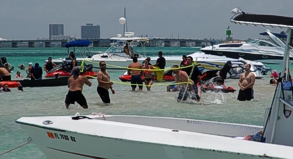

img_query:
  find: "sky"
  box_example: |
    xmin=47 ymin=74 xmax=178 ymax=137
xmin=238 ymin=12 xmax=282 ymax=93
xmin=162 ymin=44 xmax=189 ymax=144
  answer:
xmin=0 ymin=0 xmax=292 ymax=40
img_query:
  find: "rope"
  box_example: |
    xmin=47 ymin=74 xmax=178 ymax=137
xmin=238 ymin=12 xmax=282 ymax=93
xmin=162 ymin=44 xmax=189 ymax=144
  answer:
xmin=113 ymin=80 xmax=192 ymax=87
xmin=83 ymin=59 xmax=195 ymax=71
xmin=0 ymin=137 xmax=32 ymax=157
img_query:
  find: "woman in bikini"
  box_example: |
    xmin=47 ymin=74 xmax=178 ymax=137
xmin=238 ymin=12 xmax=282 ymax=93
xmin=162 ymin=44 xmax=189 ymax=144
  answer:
xmin=143 ymin=59 xmax=154 ymax=91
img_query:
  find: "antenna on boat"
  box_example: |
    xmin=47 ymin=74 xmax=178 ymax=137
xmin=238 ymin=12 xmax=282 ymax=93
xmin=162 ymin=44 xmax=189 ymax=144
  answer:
xmin=124 ymin=7 xmax=128 ymax=33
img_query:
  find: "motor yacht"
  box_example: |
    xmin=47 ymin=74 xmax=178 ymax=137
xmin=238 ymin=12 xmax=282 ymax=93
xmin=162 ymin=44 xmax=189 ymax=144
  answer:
xmin=200 ymin=30 xmax=293 ymax=64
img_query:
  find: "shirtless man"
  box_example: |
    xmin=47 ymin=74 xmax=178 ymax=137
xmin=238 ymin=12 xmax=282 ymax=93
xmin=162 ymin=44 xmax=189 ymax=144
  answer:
xmin=173 ymin=65 xmax=193 ymax=101
xmin=0 ymin=67 xmax=11 ymax=81
xmin=128 ymin=57 xmax=143 ymax=91
xmin=97 ymin=61 xmax=115 ymax=104
xmin=237 ymin=64 xmax=255 ymax=101
xmin=65 ymin=67 xmax=92 ymax=109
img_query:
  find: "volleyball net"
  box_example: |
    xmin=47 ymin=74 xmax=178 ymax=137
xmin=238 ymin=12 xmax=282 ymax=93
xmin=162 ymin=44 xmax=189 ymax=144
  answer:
xmin=81 ymin=59 xmax=199 ymax=87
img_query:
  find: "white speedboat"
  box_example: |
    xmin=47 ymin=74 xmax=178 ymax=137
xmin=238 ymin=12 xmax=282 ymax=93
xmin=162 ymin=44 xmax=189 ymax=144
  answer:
xmin=85 ymin=33 xmax=149 ymax=68
xmin=16 ymin=9 xmax=293 ymax=159
xmin=200 ymin=30 xmax=293 ymax=64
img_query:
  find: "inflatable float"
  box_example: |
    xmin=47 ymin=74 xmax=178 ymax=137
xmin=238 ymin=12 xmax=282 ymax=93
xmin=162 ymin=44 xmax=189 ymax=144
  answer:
xmin=0 ymin=81 xmax=21 ymax=88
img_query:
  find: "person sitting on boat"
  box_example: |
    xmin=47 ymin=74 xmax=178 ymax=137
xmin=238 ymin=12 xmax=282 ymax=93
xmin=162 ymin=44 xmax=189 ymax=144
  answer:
xmin=15 ymin=71 xmax=23 ymax=78
xmin=143 ymin=59 xmax=154 ymax=91
xmin=220 ymin=60 xmax=232 ymax=82
xmin=0 ymin=67 xmax=11 ymax=81
xmin=30 ymin=63 xmax=43 ymax=80
xmin=124 ymin=42 xmax=130 ymax=55
xmin=26 ymin=62 xmax=33 ymax=78
xmin=44 ymin=57 xmax=57 ymax=73
xmin=1 ymin=84 xmax=11 ymax=92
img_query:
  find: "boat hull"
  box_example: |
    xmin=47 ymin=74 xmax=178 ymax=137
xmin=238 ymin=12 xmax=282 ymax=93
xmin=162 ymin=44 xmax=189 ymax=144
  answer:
xmin=16 ymin=77 xmax=69 ymax=87
xmin=17 ymin=115 xmax=292 ymax=159
xmin=201 ymin=50 xmax=293 ymax=64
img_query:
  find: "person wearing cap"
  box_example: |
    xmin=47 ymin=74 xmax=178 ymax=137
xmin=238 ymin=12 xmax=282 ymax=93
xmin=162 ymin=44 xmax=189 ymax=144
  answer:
xmin=30 ymin=63 xmax=43 ymax=80
xmin=220 ymin=60 xmax=232 ymax=81
xmin=26 ymin=62 xmax=33 ymax=78
xmin=65 ymin=66 xmax=92 ymax=109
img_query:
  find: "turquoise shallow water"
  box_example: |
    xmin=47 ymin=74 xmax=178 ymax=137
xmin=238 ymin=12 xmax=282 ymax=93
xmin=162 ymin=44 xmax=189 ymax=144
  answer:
xmin=0 ymin=47 xmax=283 ymax=159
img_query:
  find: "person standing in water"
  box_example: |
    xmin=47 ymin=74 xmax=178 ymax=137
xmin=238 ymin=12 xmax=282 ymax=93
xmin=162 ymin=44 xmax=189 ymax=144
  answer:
xmin=128 ymin=57 xmax=143 ymax=91
xmin=143 ymin=59 xmax=154 ymax=91
xmin=237 ymin=64 xmax=256 ymax=101
xmin=97 ymin=61 xmax=115 ymax=104
xmin=65 ymin=67 xmax=92 ymax=109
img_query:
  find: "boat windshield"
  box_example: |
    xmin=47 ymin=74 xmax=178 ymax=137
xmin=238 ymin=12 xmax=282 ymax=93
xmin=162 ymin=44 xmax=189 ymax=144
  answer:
xmin=247 ymin=39 xmax=277 ymax=47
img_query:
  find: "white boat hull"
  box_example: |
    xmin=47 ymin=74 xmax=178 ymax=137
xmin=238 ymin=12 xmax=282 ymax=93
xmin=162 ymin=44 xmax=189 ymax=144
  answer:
xmin=16 ymin=115 xmax=293 ymax=159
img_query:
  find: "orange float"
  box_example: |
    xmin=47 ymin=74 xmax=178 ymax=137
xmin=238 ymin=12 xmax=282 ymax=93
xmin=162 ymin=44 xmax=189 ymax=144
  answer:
xmin=0 ymin=81 xmax=21 ymax=88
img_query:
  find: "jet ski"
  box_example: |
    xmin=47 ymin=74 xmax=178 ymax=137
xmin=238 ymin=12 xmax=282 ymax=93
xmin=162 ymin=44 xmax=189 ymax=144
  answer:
xmin=45 ymin=62 xmax=97 ymax=79
xmin=201 ymin=76 xmax=236 ymax=93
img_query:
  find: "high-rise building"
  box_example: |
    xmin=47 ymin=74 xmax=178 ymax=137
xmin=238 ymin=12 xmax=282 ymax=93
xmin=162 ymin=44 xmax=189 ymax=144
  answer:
xmin=49 ymin=24 xmax=64 ymax=39
xmin=81 ymin=23 xmax=100 ymax=39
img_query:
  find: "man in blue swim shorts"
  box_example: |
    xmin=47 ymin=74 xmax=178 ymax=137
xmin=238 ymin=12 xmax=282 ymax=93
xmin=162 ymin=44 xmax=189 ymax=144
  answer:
xmin=128 ymin=57 xmax=143 ymax=91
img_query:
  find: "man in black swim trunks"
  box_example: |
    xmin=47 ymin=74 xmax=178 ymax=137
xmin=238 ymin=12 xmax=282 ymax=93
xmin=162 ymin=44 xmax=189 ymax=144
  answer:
xmin=237 ymin=64 xmax=255 ymax=101
xmin=65 ymin=67 xmax=92 ymax=109
xmin=97 ymin=61 xmax=115 ymax=103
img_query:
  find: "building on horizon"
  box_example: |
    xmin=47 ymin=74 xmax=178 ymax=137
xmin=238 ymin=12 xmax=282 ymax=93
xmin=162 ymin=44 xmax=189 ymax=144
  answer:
xmin=49 ymin=24 xmax=64 ymax=39
xmin=81 ymin=23 xmax=100 ymax=39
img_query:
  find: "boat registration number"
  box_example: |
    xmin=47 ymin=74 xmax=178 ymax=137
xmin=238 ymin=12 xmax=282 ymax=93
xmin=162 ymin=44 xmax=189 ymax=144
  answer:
xmin=47 ymin=132 xmax=76 ymax=142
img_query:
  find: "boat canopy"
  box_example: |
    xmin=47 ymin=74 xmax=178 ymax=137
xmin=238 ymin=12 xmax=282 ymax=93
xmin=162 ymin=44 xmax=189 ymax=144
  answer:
xmin=65 ymin=40 xmax=91 ymax=48
xmin=259 ymin=32 xmax=293 ymax=39
xmin=110 ymin=37 xmax=149 ymax=42
xmin=230 ymin=8 xmax=293 ymax=29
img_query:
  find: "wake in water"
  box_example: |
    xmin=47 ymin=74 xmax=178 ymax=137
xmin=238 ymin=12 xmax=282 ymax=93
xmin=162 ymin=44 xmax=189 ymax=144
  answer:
xmin=203 ymin=91 xmax=226 ymax=104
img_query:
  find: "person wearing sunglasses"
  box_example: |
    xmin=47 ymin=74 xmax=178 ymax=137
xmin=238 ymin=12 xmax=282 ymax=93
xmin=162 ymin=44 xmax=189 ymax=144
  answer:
xmin=97 ymin=61 xmax=115 ymax=104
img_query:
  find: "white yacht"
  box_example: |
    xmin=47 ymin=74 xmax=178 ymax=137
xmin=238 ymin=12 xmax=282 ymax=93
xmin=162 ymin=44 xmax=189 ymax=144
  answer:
xmin=200 ymin=30 xmax=293 ymax=64
xmin=16 ymin=9 xmax=293 ymax=159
